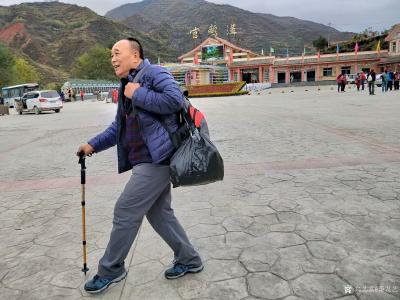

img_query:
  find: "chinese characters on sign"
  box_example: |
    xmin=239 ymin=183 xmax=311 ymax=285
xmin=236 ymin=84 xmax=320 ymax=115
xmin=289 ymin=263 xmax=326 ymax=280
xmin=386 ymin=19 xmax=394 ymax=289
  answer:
xmin=189 ymin=27 xmax=200 ymax=40
xmin=227 ymin=23 xmax=237 ymax=37
xmin=208 ymin=24 xmax=218 ymax=38
xmin=189 ymin=23 xmax=238 ymax=39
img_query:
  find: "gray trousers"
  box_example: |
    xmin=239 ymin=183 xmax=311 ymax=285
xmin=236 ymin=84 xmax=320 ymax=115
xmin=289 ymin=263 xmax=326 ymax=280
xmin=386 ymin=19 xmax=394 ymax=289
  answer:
xmin=98 ymin=163 xmax=202 ymax=277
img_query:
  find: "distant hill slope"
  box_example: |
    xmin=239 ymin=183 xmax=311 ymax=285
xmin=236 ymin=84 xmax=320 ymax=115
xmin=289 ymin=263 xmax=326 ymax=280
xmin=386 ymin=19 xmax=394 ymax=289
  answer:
xmin=0 ymin=2 xmax=179 ymax=83
xmin=324 ymin=35 xmax=388 ymax=54
xmin=106 ymin=0 xmax=355 ymax=56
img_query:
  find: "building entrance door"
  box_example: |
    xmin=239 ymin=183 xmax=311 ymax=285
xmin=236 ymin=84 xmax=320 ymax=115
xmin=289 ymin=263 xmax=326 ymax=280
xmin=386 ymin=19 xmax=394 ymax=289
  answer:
xmin=242 ymin=69 xmax=259 ymax=83
xmin=307 ymin=70 xmax=315 ymax=82
xmin=277 ymin=72 xmax=286 ymax=83
xmin=290 ymin=71 xmax=301 ymax=83
xmin=242 ymin=73 xmax=251 ymax=83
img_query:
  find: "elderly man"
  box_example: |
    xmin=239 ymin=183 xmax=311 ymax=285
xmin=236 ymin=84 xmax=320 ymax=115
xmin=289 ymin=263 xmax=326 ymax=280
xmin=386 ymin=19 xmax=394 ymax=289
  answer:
xmin=77 ymin=38 xmax=203 ymax=294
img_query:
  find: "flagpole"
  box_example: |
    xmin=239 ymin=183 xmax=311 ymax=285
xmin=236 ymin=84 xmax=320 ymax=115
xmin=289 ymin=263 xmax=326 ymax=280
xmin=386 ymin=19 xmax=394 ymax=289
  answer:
xmin=317 ymin=51 xmax=321 ymax=81
xmin=286 ymin=48 xmax=289 ymax=64
xmin=336 ymin=44 xmax=339 ymax=61
xmin=354 ymin=42 xmax=359 ymax=73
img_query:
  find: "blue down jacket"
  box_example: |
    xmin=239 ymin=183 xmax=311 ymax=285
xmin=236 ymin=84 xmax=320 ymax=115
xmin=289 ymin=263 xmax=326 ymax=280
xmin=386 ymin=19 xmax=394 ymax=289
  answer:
xmin=88 ymin=59 xmax=184 ymax=173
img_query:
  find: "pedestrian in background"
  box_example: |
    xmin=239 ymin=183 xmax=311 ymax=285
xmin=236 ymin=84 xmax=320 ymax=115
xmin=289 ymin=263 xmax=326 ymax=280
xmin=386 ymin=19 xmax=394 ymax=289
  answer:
xmin=382 ymin=70 xmax=387 ymax=92
xmin=68 ymin=89 xmax=72 ymax=101
xmin=355 ymin=73 xmax=361 ymax=91
xmin=360 ymin=72 xmax=366 ymax=90
xmin=336 ymin=74 xmax=342 ymax=92
xmin=368 ymin=70 xmax=376 ymax=95
xmin=394 ymin=71 xmax=399 ymax=90
xmin=96 ymin=90 xmax=101 ymax=101
xmin=341 ymin=74 xmax=347 ymax=92
xmin=80 ymin=90 xmax=85 ymax=101
xmin=113 ymin=88 xmax=118 ymax=104
xmin=388 ymin=69 xmax=394 ymax=91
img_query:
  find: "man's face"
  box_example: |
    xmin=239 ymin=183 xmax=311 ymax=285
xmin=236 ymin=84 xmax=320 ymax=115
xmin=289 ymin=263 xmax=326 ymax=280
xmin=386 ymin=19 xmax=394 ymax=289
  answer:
xmin=111 ymin=40 xmax=140 ymax=78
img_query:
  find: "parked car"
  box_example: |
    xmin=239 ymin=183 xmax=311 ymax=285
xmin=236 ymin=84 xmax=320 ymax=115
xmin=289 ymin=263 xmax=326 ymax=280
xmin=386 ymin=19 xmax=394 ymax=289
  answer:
xmin=15 ymin=90 xmax=63 ymax=115
xmin=346 ymin=74 xmax=357 ymax=84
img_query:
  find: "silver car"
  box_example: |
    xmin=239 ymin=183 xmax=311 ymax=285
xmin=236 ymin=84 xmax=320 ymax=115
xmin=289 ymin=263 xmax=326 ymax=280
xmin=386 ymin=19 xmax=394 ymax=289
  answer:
xmin=16 ymin=90 xmax=63 ymax=115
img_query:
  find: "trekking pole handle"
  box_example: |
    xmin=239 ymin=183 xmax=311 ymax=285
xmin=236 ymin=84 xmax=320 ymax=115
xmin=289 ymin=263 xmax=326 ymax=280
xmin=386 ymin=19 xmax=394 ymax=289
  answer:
xmin=78 ymin=153 xmax=86 ymax=184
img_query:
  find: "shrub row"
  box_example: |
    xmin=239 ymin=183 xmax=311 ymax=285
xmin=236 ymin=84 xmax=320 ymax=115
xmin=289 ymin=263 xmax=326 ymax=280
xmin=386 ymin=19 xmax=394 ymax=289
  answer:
xmin=187 ymin=81 xmax=246 ymax=96
xmin=189 ymin=90 xmax=249 ymax=98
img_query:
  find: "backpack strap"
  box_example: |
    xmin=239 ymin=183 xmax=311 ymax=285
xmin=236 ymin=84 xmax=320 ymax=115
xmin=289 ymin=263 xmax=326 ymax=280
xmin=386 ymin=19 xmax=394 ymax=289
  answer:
xmin=128 ymin=64 xmax=151 ymax=117
xmin=132 ymin=64 xmax=150 ymax=84
xmin=158 ymin=96 xmax=197 ymax=150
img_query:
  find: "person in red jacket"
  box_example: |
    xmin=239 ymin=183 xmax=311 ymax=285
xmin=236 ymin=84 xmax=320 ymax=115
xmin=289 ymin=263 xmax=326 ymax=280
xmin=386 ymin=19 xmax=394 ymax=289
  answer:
xmin=360 ymin=72 xmax=366 ymax=90
xmin=355 ymin=73 xmax=361 ymax=91
xmin=336 ymin=74 xmax=342 ymax=93
xmin=394 ymin=71 xmax=399 ymax=90
xmin=341 ymin=74 xmax=347 ymax=92
xmin=112 ymin=88 xmax=118 ymax=104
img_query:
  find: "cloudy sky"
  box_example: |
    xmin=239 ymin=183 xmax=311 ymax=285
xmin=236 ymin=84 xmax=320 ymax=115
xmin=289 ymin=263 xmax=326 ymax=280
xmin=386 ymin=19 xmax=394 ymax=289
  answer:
xmin=2 ymin=0 xmax=399 ymax=33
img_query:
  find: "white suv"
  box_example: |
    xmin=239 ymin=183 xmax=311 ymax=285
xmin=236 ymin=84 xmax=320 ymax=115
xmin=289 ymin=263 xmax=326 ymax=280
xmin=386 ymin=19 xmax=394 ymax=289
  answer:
xmin=17 ymin=90 xmax=63 ymax=115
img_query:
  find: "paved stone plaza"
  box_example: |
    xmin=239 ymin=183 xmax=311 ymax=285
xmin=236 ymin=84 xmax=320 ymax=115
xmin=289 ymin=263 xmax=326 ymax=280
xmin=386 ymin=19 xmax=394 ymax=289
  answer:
xmin=0 ymin=85 xmax=400 ymax=300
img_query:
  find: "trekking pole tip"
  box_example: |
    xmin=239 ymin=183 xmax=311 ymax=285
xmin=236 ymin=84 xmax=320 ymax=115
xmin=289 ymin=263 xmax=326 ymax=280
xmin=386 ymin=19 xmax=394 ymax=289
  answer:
xmin=82 ymin=265 xmax=89 ymax=275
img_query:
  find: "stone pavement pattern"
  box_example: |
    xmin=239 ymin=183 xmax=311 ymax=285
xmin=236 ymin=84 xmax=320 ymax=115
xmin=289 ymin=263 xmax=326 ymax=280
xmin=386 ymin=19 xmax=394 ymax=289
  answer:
xmin=0 ymin=85 xmax=399 ymax=300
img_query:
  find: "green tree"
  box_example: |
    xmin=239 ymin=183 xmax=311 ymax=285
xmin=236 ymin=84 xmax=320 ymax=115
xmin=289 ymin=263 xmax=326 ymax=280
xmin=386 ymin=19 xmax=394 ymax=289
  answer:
xmin=312 ymin=36 xmax=328 ymax=51
xmin=45 ymin=82 xmax=62 ymax=92
xmin=0 ymin=44 xmax=15 ymax=87
xmin=72 ymin=45 xmax=116 ymax=81
xmin=12 ymin=58 xmax=41 ymax=84
xmin=360 ymin=27 xmax=379 ymax=38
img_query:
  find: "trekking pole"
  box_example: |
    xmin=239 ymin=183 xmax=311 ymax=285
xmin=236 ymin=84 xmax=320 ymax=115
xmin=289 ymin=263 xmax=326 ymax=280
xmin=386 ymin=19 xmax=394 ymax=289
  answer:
xmin=78 ymin=153 xmax=89 ymax=275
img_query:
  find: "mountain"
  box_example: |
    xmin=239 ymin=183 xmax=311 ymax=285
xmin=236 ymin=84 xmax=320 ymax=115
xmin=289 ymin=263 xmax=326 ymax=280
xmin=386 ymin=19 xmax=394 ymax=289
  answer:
xmin=105 ymin=0 xmax=355 ymax=56
xmin=0 ymin=2 xmax=179 ymax=83
xmin=0 ymin=1 xmax=357 ymax=85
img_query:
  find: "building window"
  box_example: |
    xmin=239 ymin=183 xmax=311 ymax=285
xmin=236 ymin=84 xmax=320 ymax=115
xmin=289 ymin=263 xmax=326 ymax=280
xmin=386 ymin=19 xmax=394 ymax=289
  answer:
xmin=391 ymin=42 xmax=396 ymax=53
xmin=264 ymin=69 xmax=270 ymax=82
xmin=362 ymin=68 xmax=370 ymax=74
xmin=323 ymin=68 xmax=333 ymax=77
xmin=341 ymin=66 xmax=351 ymax=75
